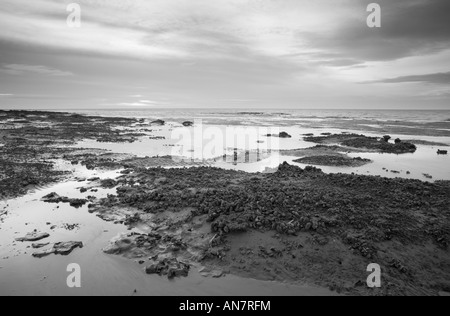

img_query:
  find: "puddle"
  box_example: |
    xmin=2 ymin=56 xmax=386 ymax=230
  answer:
xmin=72 ymin=124 xmax=450 ymax=181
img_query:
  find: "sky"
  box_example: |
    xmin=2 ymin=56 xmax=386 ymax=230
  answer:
xmin=0 ymin=0 xmax=449 ymax=110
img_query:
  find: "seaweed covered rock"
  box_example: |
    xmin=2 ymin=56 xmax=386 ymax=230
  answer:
xmin=304 ymin=133 xmax=416 ymax=154
xmin=182 ymin=121 xmax=194 ymax=127
xmin=16 ymin=230 xmax=50 ymax=242
xmin=145 ymin=258 xmax=190 ymax=279
xmin=293 ymin=155 xmax=372 ymax=167
xmin=32 ymin=241 xmax=83 ymax=258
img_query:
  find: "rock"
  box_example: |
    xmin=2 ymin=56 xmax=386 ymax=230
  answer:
xmin=145 ymin=258 xmax=190 ymax=279
xmin=395 ymin=138 xmax=402 ymax=144
xmin=279 ymin=132 xmax=292 ymax=138
xmin=304 ymin=133 xmax=416 ymax=154
xmin=41 ymin=193 xmax=86 ymax=208
xmin=32 ymin=242 xmax=50 ymax=249
xmin=182 ymin=121 xmax=194 ymax=127
xmin=150 ymin=119 xmax=165 ymax=126
xmin=266 ymin=132 xmax=292 ymax=138
xmin=199 ymin=267 xmax=224 ymax=278
xmin=32 ymin=248 xmax=54 ymax=258
xmin=69 ymin=199 xmax=88 ymax=208
xmin=437 ymin=150 xmax=448 ymax=155
xmin=100 ymin=179 xmax=116 ymax=188
xmin=293 ymin=155 xmax=371 ymax=167
xmin=53 ymin=241 xmax=83 ymax=255
xmin=32 ymin=241 xmax=83 ymax=258
xmin=41 ymin=192 xmax=65 ymax=203
xmin=16 ymin=230 xmax=50 ymax=242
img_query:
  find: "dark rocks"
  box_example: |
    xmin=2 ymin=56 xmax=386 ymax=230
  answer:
xmin=16 ymin=230 xmax=50 ymax=242
xmin=293 ymin=155 xmax=372 ymax=167
xmin=437 ymin=150 xmax=448 ymax=155
xmin=150 ymin=119 xmax=165 ymax=126
xmin=304 ymin=133 xmax=417 ymax=154
xmin=41 ymin=192 xmax=64 ymax=203
xmin=41 ymin=193 xmax=87 ymax=208
xmin=266 ymin=132 xmax=292 ymax=138
xmin=69 ymin=199 xmax=88 ymax=208
xmin=279 ymin=132 xmax=292 ymax=138
xmin=83 ymin=162 xmax=450 ymax=296
xmin=100 ymin=178 xmax=116 ymax=188
xmin=32 ymin=241 xmax=83 ymax=258
xmin=31 ymin=242 xmax=50 ymax=249
xmin=145 ymin=258 xmax=190 ymax=279
xmin=395 ymin=138 xmax=402 ymax=144
xmin=182 ymin=121 xmax=194 ymax=127
xmin=52 ymin=241 xmax=83 ymax=255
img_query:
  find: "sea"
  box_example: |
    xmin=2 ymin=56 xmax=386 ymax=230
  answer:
xmin=59 ymin=108 xmax=450 ymax=181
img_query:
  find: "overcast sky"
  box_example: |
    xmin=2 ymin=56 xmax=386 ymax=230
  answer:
xmin=0 ymin=0 xmax=449 ymax=110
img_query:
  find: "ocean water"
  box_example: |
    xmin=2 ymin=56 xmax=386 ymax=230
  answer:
xmin=68 ymin=108 xmax=450 ymax=124
xmin=62 ymin=109 xmax=450 ymax=181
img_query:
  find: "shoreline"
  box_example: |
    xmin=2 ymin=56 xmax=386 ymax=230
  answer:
xmin=1 ymin=109 xmax=450 ymax=296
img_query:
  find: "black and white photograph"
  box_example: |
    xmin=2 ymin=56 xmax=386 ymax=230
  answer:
xmin=0 ymin=0 xmax=449 ymax=299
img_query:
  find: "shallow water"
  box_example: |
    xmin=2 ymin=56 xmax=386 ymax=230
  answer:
xmin=73 ymin=123 xmax=450 ymax=181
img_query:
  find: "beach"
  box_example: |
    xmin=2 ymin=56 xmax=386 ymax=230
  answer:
xmin=1 ymin=109 xmax=450 ymax=296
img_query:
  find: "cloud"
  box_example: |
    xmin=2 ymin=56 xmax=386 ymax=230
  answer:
xmin=299 ymin=0 xmax=450 ymax=65
xmin=117 ymin=101 xmax=159 ymax=107
xmin=0 ymin=64 xmax=73 ymax=76
xmin=0 ymin=0 xmax=449 ymax=110
xmin=363 ymin=72 xmax=450 ymax=84
xmin=1 ymin=0 xmax=449 ymax=66
xmin=0 ymin=94 xmax=13 ymax=97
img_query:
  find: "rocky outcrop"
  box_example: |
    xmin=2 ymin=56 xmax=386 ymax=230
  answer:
xmin=41 ymin=193 xmax=88 ymax=208
xmin=304 ymin=133 xmax=417 ymax=154
xmin=32 ymin=241 xmax=83 ymax=258
xmin=293 ymin=155 xmax=372 ymax=167
xmin=150 ymin=119 xmax=165 ymax=126
xmin=266 ymin=132 xmax=292 ymax=138
xmin=182 ymin=121 xmax=194 ymax=127
xmin=16 ymin=230 xmax=49 ymax=242
xmin=77 ymin=162 xmax=450 ymax=295
xmin=145 ymin=258 xmax=190 ymax=279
